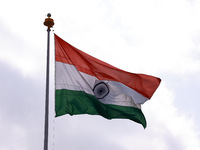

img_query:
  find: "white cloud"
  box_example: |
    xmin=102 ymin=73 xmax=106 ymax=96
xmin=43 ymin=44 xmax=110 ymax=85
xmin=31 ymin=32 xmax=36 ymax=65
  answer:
xmin=143 ymin=82 xmax=200 ymax=150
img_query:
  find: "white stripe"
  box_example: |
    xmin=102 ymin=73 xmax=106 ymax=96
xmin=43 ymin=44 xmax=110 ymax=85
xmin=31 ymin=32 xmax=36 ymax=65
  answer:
xmin=56 ymin=62 xmax=148 ymax=108
xmin=56 ymin=61 xmax=95 ymax=95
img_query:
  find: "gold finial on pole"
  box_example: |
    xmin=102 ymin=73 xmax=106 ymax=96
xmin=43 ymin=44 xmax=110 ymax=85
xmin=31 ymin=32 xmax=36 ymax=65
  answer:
xmin=44 ymin=13 xmax=54 ymax=30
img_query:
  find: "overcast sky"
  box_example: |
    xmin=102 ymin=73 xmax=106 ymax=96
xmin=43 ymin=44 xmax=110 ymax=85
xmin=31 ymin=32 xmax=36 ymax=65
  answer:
xmin=0 ymin=0 xmax=200 ymax=150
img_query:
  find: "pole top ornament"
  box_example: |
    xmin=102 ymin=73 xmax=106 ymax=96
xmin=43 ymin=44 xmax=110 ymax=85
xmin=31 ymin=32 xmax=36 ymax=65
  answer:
xmin=44 ymin=13 xmax=54 ymax=30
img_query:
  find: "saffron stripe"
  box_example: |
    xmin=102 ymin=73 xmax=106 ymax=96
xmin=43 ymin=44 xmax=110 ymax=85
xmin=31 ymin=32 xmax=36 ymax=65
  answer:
xmin=55 ymin=34 xmax=161 ymax=99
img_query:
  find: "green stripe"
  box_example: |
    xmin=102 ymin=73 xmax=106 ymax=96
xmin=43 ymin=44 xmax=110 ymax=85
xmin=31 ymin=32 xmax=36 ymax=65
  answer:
xmin=55 ymin=89 xmax=147 ymax=128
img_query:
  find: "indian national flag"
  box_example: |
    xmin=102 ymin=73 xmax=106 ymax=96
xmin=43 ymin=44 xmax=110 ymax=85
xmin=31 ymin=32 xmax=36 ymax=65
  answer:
xmin=55 ymin=34 xmax=161 ymax=128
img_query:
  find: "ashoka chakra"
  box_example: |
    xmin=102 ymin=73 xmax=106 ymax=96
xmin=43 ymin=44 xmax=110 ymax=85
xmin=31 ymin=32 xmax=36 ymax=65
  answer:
xmin=93 ymin=82 xmax=109 ymax=99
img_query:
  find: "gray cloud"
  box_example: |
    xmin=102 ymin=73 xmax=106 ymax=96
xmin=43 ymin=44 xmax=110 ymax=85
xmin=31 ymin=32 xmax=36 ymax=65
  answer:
xmin=0 ymin=61 xmax=45 ymax=150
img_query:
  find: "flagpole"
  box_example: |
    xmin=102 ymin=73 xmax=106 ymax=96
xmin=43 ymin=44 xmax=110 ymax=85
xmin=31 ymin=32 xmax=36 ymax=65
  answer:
xmin=43 ymin=13 xmax=54 ymax=150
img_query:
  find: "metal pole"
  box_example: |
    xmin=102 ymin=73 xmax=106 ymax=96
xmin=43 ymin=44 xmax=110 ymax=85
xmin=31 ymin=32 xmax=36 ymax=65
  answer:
xmin=43 ymin=13 xmax=54 ymax=150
